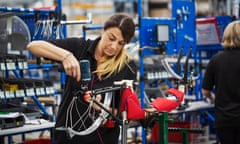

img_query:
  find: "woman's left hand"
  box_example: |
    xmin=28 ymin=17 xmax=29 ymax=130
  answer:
xmin=84 ymin=91 xmax=102 ymax=111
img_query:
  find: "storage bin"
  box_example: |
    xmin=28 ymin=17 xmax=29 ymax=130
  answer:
xmin=21 ymin=138 xmax=51 ymax=144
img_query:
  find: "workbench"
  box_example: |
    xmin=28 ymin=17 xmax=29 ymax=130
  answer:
xmin=158 ymin=100 xmax=214 ymax=144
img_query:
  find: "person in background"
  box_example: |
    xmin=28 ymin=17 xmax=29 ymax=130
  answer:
xmin=202 ymin=20 xmax=240 ymax=144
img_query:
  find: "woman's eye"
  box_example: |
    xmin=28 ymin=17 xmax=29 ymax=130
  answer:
xmin=109 ymin=37 xmax=115 ymax=41
xmin=119 ymin=42 xmax=125 ymax=46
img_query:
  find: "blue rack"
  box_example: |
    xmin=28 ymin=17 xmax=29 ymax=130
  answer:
xmin=138 ymin=0 xmax=197 ymax=143
xmin=0 ymin=1 xmax=65 ymax=118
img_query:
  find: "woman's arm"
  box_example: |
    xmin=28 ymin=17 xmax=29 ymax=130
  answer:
xmin=27 ymin=40 xmax=81 ymax=81
xmin=27 ymin=40 xmax=71 ymax=61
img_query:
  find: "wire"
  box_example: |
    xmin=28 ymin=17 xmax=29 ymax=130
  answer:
xmin=90 ymin=75 xmax=104 ymax=144
xmin=96 ymin=129 xmax=104 ymax=144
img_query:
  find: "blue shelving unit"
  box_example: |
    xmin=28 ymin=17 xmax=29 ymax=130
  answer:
xmin=0 ymin=0 xmax=65 ymax=118
xmin=137 ymin=0 xmax=197 ymax=143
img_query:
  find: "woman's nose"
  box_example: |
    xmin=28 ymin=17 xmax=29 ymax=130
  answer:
xmin=111 ymin=41 xmax=118 ymax=49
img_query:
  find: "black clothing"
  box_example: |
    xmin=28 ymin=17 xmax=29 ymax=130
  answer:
xmin=52 ymin=37 xmax=137 ymax=144
xmin=202 ymin=49 xmax=240 ymax=129
xmin=216 ymin=127 xmax=240 ymax=144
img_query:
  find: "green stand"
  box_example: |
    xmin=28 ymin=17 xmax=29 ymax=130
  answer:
xmin=158 ymin=112 xmax=202 ymax=144
xmin=159 ymin=112 xmax=172 ymax=144
xmin=181 ymin=129 xmax=189 ymax=144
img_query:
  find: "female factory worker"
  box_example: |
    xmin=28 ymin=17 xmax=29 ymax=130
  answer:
xmin=202 ymin=20 xmax=240 ymax=144
xmin=27 ymin=13 xmax=184 ymax=144
xmin=27 ymin=13 xmax=136 ymax=144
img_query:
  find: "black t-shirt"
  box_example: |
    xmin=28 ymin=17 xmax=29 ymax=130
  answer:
xmin=51 ymin=37 xmax=137 ymax=144
xmin=202 ymin=49 xmax=240 ymax=128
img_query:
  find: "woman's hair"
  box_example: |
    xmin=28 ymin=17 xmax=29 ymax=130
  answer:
xmin=103 ymin=13 xmax=135 ymax=43
xmin=222 ymin=20 xmax=240 ymax=49
xmin=95 ymin=13 xmax=136 ymax=80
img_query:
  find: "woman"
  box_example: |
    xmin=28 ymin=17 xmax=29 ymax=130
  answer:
xmin=202 ymin=21 xmax=240 ymax=144
xmin=27 ymin=13 xmax=136 ymax=144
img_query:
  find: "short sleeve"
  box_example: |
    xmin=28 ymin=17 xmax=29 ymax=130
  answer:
xmin=50 ymin=38 xmax=86 ymax=59
xmin=202 ymin=58 xmax=215 ymax=91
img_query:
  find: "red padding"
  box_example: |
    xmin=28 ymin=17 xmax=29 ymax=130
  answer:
xmin=168 ymin=88 xmax=184 ymax=102
xmin=120 ymin=88 xmax=145 ymax=120
xmin=119 ymin=88 xmax=132 ymax=112
xmin=127 ymin=98 xmax=145 ymax=120
xmin=151 ymin=88 xmax=184 ymax=112
xmin=151 ymin=98 xmax=180 ymax=112
xmin=101 ymin=120 xmax=115 ymax=128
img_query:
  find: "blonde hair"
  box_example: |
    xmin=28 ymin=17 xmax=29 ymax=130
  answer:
xmin=222 ymin=20 xmax=240 ymax=49
xmin=94 ymin=48 xmax=134 ymax=80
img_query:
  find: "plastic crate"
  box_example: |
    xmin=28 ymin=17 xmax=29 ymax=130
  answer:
xmin=168 ymin=121 xmax=193 ymax=143
xmin=151 ymin=121 xmax=195 ymax=143
xmin=21 ymin=138 xmax=51 ymax=144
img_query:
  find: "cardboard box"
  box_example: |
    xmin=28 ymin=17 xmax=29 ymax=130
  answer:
xmin=149 ymin=8 xmax=171 ymax=17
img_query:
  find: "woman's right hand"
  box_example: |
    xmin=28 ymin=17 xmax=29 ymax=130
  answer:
xmin=62 ymin=53 xmax=81 ymax=82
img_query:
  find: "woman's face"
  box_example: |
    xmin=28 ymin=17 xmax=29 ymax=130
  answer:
xmin=100 ymin=27 xmax=126 ymax=57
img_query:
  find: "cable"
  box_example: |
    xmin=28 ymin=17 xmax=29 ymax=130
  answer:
xmin=176 ymin=46 xmax=184 ymax=75
xmin=96 ymin=129 xmax=104 ymax=144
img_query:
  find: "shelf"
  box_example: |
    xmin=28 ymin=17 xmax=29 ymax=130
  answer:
xmin=0 ymin=119 xmax=54 ymax=144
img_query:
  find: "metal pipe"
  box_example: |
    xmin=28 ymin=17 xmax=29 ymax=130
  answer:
xmin=233 ymin=0 xmax=239 ymax=18
xmin=60 ymin=20 xmax=92 ymax=25
xmin=60 ymin=13 xmax=92 ymax=25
